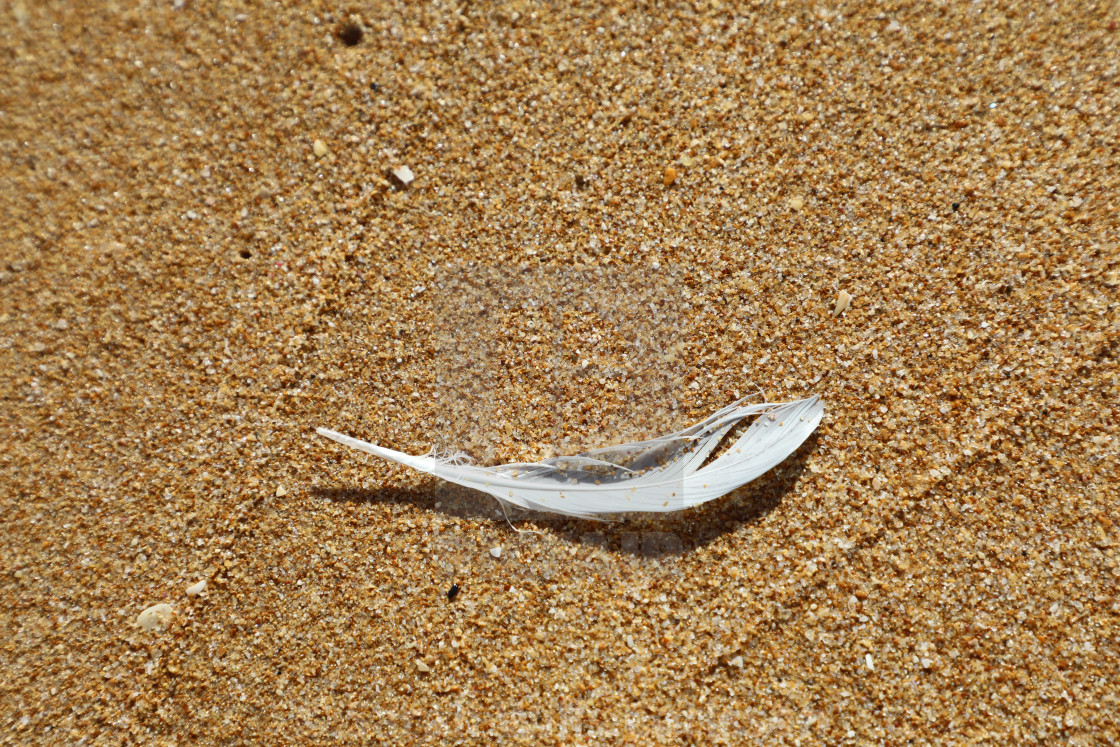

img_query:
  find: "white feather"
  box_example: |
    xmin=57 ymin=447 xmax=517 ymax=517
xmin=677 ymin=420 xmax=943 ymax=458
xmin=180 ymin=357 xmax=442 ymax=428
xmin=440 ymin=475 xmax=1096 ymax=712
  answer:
xmin=316 ymin=395 xmax=823 ymax=519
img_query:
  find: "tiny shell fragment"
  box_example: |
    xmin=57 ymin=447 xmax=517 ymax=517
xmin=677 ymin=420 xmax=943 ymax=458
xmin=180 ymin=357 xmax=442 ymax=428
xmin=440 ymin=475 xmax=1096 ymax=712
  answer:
xmin=136 ymin=603 xmax=174 ymax=632
xmin=186 ymin=579 xmax=207 ymax=596
xmin=312 ymin=139 xmax=328 ymax=158
xmin=833 ymin=290 xmax=853 ymax=316
xmin=789 ymin=195 xmax=805 ymax=210
xmin=391 ymin=165 xmax=415 ymax=185
xmin=489 ymin=546 xmax=502 ymax=558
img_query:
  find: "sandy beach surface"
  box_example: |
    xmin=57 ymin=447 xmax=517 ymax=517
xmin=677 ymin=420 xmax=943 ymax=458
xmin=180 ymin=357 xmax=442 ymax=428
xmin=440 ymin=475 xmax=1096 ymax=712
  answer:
xmin=2 ymin=0 xmax=1118 ymax=743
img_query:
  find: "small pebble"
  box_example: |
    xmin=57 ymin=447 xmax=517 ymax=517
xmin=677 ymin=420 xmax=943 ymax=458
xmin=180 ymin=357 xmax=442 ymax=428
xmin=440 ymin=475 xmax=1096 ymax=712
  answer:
xmin=186 ymin=579 xmax=207 ymax=596
xmin=313 ymin=139 xmax=328 ymax=158
xmin=789 ymin=195 xmax=805 ymax=211
xmin=337 ymin=22 xmax=363 ymax=46
xmin=833 ymin=290 xmax=853 ymax=316
xmin=662 ymin=165 xmax=677 ymax=186
xmin=489 ymin=546 xmax=502 ymax=558
xmin=729 ymin=655 xmax=744 ymax=668
xmin=416 ymin=660 xmax=431 ymax=673
xmin=275 ymin=485 xmax=288 ymax=497
xmin=136 ymin=603 xmax=174 ymax=633
xmin=447 ymin=583 xmax=460 ymax=601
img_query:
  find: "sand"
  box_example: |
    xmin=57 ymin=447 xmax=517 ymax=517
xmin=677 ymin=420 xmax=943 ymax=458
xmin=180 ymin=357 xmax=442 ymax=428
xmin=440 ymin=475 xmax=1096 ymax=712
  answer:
xmin=1 ymin=0 xmax=1117 ymax=743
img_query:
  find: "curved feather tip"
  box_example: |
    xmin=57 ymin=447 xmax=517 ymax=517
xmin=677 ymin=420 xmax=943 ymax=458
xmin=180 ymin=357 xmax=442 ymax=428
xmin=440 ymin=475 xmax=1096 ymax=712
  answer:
xmin=316 ymin=395 xmax=823 ymax=519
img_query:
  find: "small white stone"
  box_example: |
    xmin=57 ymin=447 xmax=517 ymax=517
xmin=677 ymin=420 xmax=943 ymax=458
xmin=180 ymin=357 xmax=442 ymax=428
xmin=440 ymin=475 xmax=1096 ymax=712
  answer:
xmin=833 ymin=289 xmax=853 ymax=316
xmin=186 ymin=579 xmax=207 ymax=596
xmin=416 ymin=660 xmax=431 ymax=673
xmin=275 ymin=485 xmax=288 ymax=497
xmin=729 ymin=655 xmax=744 ymax=668
xmin=865 ymin=653 xmax=875 ymax=671
xmin=313 ymin=139 xmax=328 ymax=158
xmin=489 ymin=546 xmax=502 ymax=558
xmin=391 ymin=165 xmax=415 ymax=184
xmin=136 ymin=604 xmax=174 ymax=633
